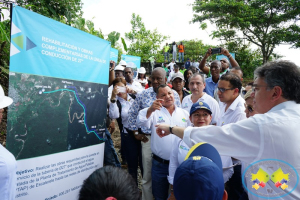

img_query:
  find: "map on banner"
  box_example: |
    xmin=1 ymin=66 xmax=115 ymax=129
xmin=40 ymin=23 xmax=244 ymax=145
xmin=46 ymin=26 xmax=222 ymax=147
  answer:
xmin=7 ymin=72 xmax=107 ymax=160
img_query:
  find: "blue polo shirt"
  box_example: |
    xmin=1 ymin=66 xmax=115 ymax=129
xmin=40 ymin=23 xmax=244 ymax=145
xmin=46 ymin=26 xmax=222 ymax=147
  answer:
xmin=204 ymin=77 xmax=218 ymax=97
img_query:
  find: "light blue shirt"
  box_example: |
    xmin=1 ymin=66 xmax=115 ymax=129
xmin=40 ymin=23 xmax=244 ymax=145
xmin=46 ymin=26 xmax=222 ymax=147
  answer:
xmin=204 ymin=76 xmax=218 ymax=97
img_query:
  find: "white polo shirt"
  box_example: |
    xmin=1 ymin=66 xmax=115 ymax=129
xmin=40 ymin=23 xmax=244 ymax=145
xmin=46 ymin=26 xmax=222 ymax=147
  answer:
xmin=168 ymin=136 xmax=233 ymax=185
xmin=137 ymin=106 xmax=190 ymax=160
xmin=181 ymin=93 xmax=220 ymax=124
xmin=109 ymin=95 xmax=135 ymax=133
xmin=217 ymin=95 xmax=246 ymax=126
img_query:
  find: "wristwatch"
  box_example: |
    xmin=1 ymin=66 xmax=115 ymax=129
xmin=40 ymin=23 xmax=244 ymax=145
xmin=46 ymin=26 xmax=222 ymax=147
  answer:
xmin=110 ymin=99 xmax=116 ymax=103
xmin=169 ymin=125 xmax=174 ymax=134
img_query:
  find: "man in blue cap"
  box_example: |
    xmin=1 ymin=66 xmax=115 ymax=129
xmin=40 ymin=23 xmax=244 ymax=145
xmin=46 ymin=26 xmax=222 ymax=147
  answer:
xmin=173 ymin=143 xmax=228 ymax=200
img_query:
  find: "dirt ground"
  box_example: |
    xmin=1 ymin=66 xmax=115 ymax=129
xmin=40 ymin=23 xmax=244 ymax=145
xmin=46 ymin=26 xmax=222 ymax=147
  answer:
xmin=111 ymin=122 xmax=143 ymax=190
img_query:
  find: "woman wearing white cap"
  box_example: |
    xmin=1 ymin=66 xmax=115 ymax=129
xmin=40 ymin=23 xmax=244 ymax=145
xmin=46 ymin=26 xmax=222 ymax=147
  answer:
xmin=0 ymin=85 xmax=17 ymax=200
xmin=135 ymin=67 xmax=147 ymax=88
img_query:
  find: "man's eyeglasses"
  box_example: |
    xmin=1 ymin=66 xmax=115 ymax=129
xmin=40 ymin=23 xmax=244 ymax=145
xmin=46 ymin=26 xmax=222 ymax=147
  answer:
xmin=247 ymin=105 xmax=254 ymax=113
xmin=218 ymin=87 xmax=235 ymax=93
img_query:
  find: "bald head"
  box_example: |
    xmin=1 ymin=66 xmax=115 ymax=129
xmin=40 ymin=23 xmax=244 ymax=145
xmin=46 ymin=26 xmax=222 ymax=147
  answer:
xmin=152 ymin=67 xmax=166 ymax=79
xmin=151 ymin=67 xmax=167 ymax=92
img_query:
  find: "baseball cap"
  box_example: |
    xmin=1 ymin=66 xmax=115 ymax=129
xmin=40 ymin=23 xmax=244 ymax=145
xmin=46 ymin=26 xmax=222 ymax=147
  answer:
xmin=119 ymin=60 xmax=127 ymax=66
xmin=190 ymin=101 xmax=212 ymax=115
xmin=114 ymin=65 xmax=125 ymax=71
xmin=0 ymin=85 xmax=13 ymax=109
xmin=173 ymin=143 xmax=224 ymax=200
xmin=171 ymin=73 xmax=184 ymax=82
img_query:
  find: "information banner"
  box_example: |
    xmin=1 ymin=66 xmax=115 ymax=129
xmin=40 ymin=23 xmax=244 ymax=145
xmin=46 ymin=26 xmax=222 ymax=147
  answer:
xmin=110 ymin=48 xmax=118 ymax=63
xmin=7 ymin=5 xmax=108 ymax=200
xmin=121 ymin=54 xmax=141 ymax=69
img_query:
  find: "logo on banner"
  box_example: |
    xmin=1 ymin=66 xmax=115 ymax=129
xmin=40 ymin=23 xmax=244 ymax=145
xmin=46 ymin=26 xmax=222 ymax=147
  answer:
xmin=243 ymin=159 xmax=299 ymax=199
xmin=10 ymin=22 xmax=37 ymax=56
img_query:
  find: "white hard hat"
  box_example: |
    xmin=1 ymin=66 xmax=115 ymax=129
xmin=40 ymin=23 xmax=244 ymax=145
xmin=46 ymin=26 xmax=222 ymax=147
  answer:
xmin=127 ymin=62 xmax=137 ymax=68
xmin=138 ymin=67 xmax=146 ymax=74
xmin=119 ymin=60 xmax=127 ymax=66
xmin=114 ymin=65 xmax=125 ymax=71
xmin=0 ymin=85 xmax=13 ymax=109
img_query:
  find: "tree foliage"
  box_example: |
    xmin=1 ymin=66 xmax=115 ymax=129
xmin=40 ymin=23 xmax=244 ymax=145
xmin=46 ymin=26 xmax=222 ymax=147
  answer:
xmin=181 ymin=39 xmax=212 ymax=62
xmin=16 ymin=0 xmax=83 ymax=25
xmin=125 ymin=13 xmax=169 ymax=62
xmin=72 ymin=17 xmax=104 ymax=39
xmin=192 ymin=0 xmax=300 ymax=63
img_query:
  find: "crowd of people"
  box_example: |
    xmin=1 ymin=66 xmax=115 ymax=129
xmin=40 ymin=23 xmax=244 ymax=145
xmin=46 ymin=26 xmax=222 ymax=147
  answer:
xmin=1 ymin=46 xmax=300 ymax=200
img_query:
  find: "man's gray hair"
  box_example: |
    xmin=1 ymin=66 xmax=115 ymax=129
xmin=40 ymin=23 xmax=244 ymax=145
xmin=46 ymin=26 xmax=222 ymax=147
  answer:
xmin=188 ymin=73 xmax=206 ymax=84
xmin=254 ymin=60 xmax=300 ymax=103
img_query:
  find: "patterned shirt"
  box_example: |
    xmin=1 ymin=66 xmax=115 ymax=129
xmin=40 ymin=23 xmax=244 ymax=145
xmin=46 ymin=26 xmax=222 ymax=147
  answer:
xmin=127 ymin=87 xmax=181 ymax=133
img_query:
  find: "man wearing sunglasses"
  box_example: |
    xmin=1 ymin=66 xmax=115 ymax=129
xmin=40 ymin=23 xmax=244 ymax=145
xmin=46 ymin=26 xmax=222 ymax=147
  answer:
xmin=216 ymin=73 xmax=247 ymax=199
xmin=217 ymin=73 xmax=246 ymax=126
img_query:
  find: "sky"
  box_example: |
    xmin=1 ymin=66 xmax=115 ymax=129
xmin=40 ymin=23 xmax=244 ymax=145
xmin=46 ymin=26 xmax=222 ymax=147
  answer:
xmin=2 ymin=0 xmax=299 ymax=66
xmin=81 ymin=0 xmax=300 ymax=67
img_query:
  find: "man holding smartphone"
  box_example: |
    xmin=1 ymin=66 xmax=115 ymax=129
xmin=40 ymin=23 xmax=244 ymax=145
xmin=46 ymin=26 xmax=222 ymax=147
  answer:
xmin=199 ymin=47 xmax=239 ymax=77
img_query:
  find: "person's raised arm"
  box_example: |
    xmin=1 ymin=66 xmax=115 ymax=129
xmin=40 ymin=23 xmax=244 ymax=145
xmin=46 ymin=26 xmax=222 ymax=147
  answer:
xmin=199 ymin=48 xmax=212 ymax=75
xmin=221 ymin=47 xmax=239 ymax=67
xmin=109 ymin=61 xmax=115 ymax=86
xmin=146 ymin=99 xmax=163 ymax=118
xmin=155 ymin=124 xmax=186 ymax=139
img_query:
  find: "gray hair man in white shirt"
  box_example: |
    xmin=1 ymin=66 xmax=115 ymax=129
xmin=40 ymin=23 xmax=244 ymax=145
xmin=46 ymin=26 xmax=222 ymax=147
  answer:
xmin=155 ymin=60 xmax=300 ymax=200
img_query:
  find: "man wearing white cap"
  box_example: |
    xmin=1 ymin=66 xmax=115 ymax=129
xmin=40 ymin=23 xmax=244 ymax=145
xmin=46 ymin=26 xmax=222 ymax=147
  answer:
xmin=171 ymin=73 xmax=190 ymax=103
xmin=0 ymin=85 xmax=17 ymax=200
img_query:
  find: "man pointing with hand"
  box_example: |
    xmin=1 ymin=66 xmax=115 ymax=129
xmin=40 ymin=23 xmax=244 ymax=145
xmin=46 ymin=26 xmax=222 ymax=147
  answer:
xmin=137 ymin=84 xmax=190 ymax=200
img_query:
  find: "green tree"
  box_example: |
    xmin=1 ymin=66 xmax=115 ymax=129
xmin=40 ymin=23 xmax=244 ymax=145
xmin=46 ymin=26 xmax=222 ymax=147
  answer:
xmin=181 ymin=39 xmax=212 ymax=62
xmin=72 ymin=17 xmax=104 ymax=39
xmin=16 ymin=0 xmax=83 ymax=24
xmin=125 ymin=13 xmax=169 ymax=62
xmin=192 ymin=0 xmax=300 ymax=63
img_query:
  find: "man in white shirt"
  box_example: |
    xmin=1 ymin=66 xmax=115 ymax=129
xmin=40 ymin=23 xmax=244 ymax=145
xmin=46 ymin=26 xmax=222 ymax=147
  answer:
xmin=216 ymin=73 xmax=246 ymax=199
xmin=137 ymin=84 xmax=190 ymax=200
xmin=124 ymin=67 xmax=144 ymax=94
xmin=217 ymin=73 xmax=246 ymax=126
xmin=182 ymin=73 xmax=220 ymax=125
xmin=155 ymin=60 xmax=300 ymax=200
xmin=167 ymin=59 xmax=176 ymax=72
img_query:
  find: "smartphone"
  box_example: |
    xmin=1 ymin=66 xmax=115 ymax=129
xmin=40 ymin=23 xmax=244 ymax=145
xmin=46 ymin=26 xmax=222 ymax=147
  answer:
xmin=211 ymin=47 xmax=221 ymax=55
xmin=118 ymin=86 xmax=126 ymax=93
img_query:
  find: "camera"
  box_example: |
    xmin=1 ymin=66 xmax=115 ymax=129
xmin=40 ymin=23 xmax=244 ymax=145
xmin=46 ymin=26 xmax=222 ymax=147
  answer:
xmin=211 ymin=48 xmax=221 ymax=55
